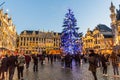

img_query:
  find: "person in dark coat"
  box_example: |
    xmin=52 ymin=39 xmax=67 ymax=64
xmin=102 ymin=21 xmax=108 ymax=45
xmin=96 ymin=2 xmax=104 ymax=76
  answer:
xmin=47 ymin=54 xmax=50 ymax=63
xmin=50 ymin=54 xmax=54 ymax=64
xmin=88 ymin=50 xmax=98 ymax=80
xmin=24 ymin=54 xmax=31 ymax=69
xmin=110 ymin=51 xmax=119 ymax=77
xmin=74 ymin=53 xmax=80 ymax=66
xmin=32 ymin=54 xmax=38 ymax=72
xmin=101 ymin=54 xmax=108 ymax=76
xmin=40 ymin=53 xmax=45 ymax=65
xmin=1 ymin=55 xmax=9 ymax=80
xmin=65 ymin=53 xmax=72 ymax=68
xmin=8 ymin=53 xmax=18 ymax=80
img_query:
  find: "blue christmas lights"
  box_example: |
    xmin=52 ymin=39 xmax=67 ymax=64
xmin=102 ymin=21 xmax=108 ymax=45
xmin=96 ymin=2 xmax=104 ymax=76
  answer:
xmin=61 ymin=9 xmax=82 ymax=55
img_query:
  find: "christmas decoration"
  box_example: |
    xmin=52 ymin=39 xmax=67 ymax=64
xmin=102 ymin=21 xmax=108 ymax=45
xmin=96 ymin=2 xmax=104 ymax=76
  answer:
xmin=61 ymin=9 xmax=82 ymax=54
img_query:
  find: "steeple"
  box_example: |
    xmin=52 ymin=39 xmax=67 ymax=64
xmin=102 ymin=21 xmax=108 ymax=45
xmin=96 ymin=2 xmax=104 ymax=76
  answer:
xmin=111 ymin=2 xmax=113 ymax=7
xmin=110 ymin=2 xmax=116 ymax=24
xmin=110 ymin=2 xmax=115 ymax=13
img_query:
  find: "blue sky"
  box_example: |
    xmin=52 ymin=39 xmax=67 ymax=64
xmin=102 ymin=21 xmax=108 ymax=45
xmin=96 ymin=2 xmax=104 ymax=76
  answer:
xmin=1 ymin=0 xmax=120 ymax=34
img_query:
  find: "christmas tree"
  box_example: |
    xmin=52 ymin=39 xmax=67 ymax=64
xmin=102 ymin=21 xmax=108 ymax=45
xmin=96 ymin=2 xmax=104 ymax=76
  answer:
xmin=61 ymin=9 xmax=82 ymax=55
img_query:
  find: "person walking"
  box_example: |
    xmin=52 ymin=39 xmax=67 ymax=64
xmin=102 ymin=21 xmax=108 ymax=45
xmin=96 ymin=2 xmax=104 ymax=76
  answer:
xmin=1 ymin=55 xmax=9 ymax=80
xmin=32 ymin=54 xmax=38 ymax=72
xmin=24 ymin=54 xmax=31 ymax=69
xmin=110 ymin=51 xmax=119 ymax=77
xmin=17 ymin=54 xmax=25 ymax=80
xmin=40 ymin=53 xmax=45 ymax=65
xmin=101 ymin=54 xmax=109 ymax=76
xmin=88 ymin=50 xmax=98 ymax=80
xmin=50 ymin=54 xmax=54 ymax=64
xmin=8 ymin=53 xmax=18 ymax=80
xmin=74 ymin=53 xmax=80 ymax=66
xmin=64 ymin=53 xmax=72 ymax=68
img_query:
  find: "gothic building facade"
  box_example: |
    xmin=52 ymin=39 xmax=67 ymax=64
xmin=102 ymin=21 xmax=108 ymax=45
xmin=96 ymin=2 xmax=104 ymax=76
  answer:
xmin=0 ymin=9 xmax=17 ymax=51
xmin=17 ymin=30 xmax=61 ymax=54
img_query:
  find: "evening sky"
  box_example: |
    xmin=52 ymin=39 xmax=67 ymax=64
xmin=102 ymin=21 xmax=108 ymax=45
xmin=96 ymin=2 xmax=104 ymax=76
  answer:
xmin=1 ymin=0 xmax=120 ymax=34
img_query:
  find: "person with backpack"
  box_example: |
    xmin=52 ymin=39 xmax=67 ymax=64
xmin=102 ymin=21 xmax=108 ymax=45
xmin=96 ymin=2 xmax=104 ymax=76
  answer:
xmin=88 ymin=50 xmax=98 ymax=80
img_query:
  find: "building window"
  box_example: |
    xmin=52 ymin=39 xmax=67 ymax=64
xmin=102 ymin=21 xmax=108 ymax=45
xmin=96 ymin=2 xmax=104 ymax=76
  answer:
xmin=33 ymin=37 xmax=35 ymax=41
xmin=30 ymin=37 xmax=32 ymax=41
xmin=39 ymin=38 xmax=41 ymax=42
xmin=24 ymin=43 xmax=25 ymax=46
xmin=21 ymin=37 xmax=23 ymax=41
xmin=23 ymin=37 xmax=25 ymax=41
xmin=36 ymin=38 xmax=38 ymax=41
xmin=27 ymin=37 xmax=29 ymax=41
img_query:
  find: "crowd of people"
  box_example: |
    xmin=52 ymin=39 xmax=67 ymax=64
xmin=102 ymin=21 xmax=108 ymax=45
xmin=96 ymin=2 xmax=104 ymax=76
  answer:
xmin=0 ymin=52 xmax=25 ymax=80
xmin=0 ymin=51 xmax=62 ymax=80
xmin=88 ymin=50 xmax=120 ymax=80
xmin=60 ymin=50 xmax=120 ymax=80
xmin=0 ymin=50 xmax=119 ymax=80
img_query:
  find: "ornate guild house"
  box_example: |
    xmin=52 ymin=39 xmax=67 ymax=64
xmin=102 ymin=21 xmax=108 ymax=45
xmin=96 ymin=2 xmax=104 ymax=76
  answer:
xmin=83 ymin=24 xmax=113 ymax=54
xmin=0 ymin=9 xmax=17 ymax=52
xmin=17 ymin=30 xmax=61 ymax=54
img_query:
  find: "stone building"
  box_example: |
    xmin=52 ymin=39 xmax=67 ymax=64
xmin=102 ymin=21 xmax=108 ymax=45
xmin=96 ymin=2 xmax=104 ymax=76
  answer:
xmin=83 ymin=24 xmax=113 ymax=54
xmin=0 ymin=9 xmax=17 ymax=52
xmin=110 ymin=2 xmax=120 ymax=53
xmin=17 ymin=30 xmax=61 ymax=54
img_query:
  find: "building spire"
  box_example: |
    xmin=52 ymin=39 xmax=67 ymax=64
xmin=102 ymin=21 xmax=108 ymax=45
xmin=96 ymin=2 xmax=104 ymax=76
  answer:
xmin=111 ymin=2 xmax=113 ymax=7
xmin=110 ymin=1 xmax=115 ymax=12
xmin=110 ymin=1 xmax=116 ymax=23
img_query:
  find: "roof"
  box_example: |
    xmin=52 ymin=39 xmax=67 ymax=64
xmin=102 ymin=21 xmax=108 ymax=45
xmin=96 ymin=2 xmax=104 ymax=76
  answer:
xmin=21 ymin=30 xmax=36 ymax=34
xmin=21 ymin=30 xmax=61 ymax=34
xmin=96 ymin=24 xmax=113 ymax=38
xmin=96 ymin=24 xmax=112 ymax=32
xmin=20 ymin=30 xmax=61 ymax=38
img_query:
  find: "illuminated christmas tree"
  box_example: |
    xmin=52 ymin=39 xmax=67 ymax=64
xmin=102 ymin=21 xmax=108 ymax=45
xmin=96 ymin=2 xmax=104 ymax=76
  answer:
xmin=61 ymin=9 xmax=82 ymax=54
